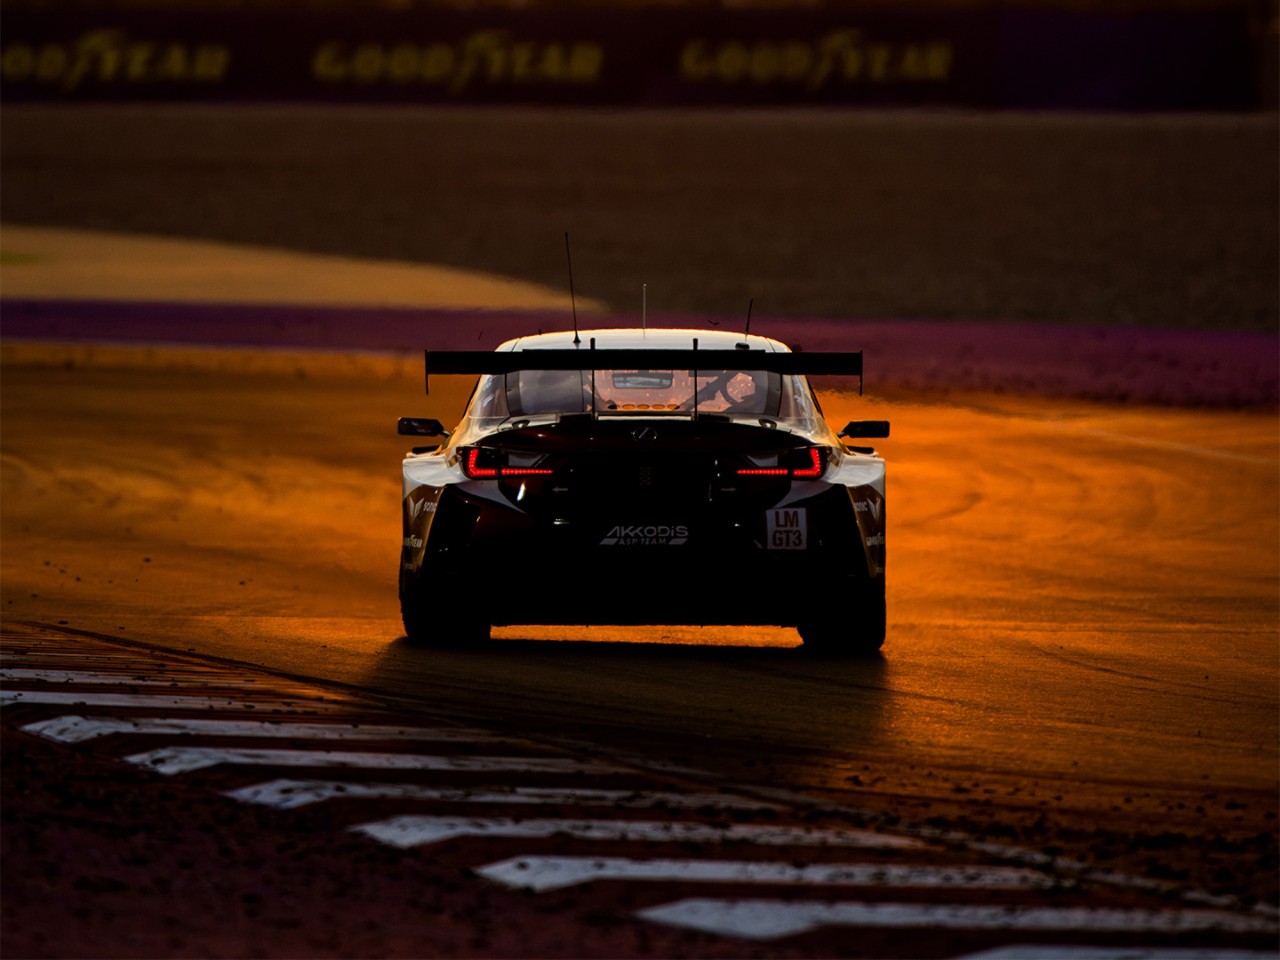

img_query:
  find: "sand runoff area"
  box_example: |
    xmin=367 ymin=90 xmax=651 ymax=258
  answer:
xmin=2 ymin=224 xmax=1275 ymax=408
xmin=0 ymin=224 xmax=602 ymax=311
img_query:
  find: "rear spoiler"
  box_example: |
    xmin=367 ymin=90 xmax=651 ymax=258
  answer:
xmin=424 ymin=348 xmax=864 ymax=395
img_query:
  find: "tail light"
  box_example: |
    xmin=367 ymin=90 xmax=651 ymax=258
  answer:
xmin=459 ymin=446 xmax=555 ymax=479
xmin=736 ymin=446 xmax=826 ymax=479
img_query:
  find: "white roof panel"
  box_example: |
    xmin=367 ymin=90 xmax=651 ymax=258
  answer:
xmin=499 ymin=328 xmax=789 ymax=354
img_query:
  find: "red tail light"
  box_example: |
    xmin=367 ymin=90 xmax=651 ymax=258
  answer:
xmin=736 ymin=447 xmax=825 ymax=478
xmin=460 ymin=447 xmax=554 ymax=479
xmin=791 ymin=447 xmax=825 ymax=478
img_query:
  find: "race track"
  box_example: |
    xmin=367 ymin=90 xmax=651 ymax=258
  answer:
xmin=2 ymin=340 xmax=1276 ymax=908
xmin=1 ymin=105 xmax=1277 ymax=953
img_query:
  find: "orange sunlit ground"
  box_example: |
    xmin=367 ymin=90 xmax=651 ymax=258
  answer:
xmin=3 ymin=341 xmax=1275 ymax=796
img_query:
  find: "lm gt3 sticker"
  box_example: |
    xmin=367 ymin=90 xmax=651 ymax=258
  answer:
xmin=767 ymin=508 xmax=806 ymax=550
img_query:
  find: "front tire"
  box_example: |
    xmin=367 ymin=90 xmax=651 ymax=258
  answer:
xmin=797 ymin=578 xmax=885 ymax=656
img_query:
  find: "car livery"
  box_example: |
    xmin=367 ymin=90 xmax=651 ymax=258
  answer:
xmin=397 ymin=328 xmax=890 ymax=654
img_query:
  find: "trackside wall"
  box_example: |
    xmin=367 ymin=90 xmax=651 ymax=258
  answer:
xmin=0 ymin=5 xmax=1268 ymax=110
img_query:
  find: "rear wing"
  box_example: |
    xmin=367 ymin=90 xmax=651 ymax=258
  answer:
xmin=423 ymin=348 xmax=864 ymax=395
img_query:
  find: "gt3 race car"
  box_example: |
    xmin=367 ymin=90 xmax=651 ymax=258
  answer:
xmin=397 ymin=328 xmax=890 ymax=654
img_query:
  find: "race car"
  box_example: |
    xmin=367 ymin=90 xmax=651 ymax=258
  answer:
xmin=397 ymin=327 xmax=890 ymax=654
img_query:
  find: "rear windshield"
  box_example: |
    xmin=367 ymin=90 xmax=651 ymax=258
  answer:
xmin=504 ymin=368 xmax=783 ymax=417
xmin=456 ymin=364 xmax=831 ymax=447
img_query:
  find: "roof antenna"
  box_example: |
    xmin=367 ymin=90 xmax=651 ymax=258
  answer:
xmin=745 ymin=298 xmax=753 ymax=336
xmin=565 ymin=232 xmax=580 ymax=346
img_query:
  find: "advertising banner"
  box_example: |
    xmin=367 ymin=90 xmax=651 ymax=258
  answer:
xmin=0 ymin=6 xmax=1258 ymax=110
xmin=0 ymin=8 xmax=997 ymax=107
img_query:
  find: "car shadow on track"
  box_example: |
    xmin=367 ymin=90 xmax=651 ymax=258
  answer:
xmin=389 ymin=633 xmax=885 ymax=663
xmin=373 ymin=632 xmax=893 ymax=754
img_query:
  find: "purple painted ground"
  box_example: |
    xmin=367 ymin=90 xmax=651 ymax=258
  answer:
xmin=3 ymin=298 xmax=1276 ymax=408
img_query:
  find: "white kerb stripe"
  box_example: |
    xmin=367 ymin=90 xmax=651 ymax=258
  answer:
xmin=351 ymin=816 xmax=925 ymax=850
xmin=22 ymin=715 xmax=508 ymax=745
xmin=0 ymin=690 xmax=347 ymax=711
xmin=476 ymin=856 xmax=1058 ymax=893
xmin=228 ymin=779 xmax=779 ymax=812
xmin=636 ymin=898 xmax=1280 ymax=941
xmin=125 ymin=747 xmax=624 ymax=776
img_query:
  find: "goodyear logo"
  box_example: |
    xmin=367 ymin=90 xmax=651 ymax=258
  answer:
xmin=312 ymin=32 xmax=604 ymax=91
xmin=1 ymin=30 xmax=231 ymax=90
xmin=680 ymin=30 xmax=952 ymax=89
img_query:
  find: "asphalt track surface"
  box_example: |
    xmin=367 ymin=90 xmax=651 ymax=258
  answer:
xmin=2 ymin=339 xmax=1276 ymax=922
xmin=1 ymin=106 xmax=1278 ymax=955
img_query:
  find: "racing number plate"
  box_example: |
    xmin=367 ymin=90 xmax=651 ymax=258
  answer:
xmin=766 ymin=508 xmax=807 ymax=550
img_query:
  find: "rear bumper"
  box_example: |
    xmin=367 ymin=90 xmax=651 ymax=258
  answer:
xmin=404 ymin=483 xmax=880 ymax=627
xmin=482 ymin=574 xmax=877 ymax=627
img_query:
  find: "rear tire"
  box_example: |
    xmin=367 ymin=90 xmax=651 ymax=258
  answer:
xmin=797 ymin=578 xmax=885 ymax=656
xmin=399 ymin=569 xmax=491 ymax=647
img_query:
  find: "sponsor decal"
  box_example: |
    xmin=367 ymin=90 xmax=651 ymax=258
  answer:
xmin=601 ymin=524 xmax=689 ymax=547
xmin=865 ymin=533 xmax=885 ymax=547
xmin=403 ymin=487 xmax=438 ymax=561
xmin=312 ymin=33 xmax=604 ymax=90
xmin=408 ymin=497 xmax=437 ymax=520
xmin=766 ymin=508 xmax=807 ymax=550
xmin=1 ymin=30 xmax=231 ymax=91
xmin=854 ymin=498 xmax=883 ymax=521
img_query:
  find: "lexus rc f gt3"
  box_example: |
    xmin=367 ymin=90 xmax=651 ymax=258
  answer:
xmin=398 ymin=328 xmax=890 ymax=654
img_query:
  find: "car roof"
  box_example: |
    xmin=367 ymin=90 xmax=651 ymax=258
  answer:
xmin=496 ymin=327 xmax=791 ymax=354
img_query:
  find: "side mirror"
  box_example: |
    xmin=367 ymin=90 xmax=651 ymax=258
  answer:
xmin=839 ymin=420 xmax=890 ymax=439
xmin=398 ymin=417 xmax=449 ymax=438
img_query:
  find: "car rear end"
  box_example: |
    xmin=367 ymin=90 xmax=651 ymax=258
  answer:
xmin=398 ymin=330 xmax=888 ymax=652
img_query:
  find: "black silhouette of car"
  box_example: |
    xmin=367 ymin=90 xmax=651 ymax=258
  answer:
xmin=398 ymin=327 xmax=890 ymax=654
